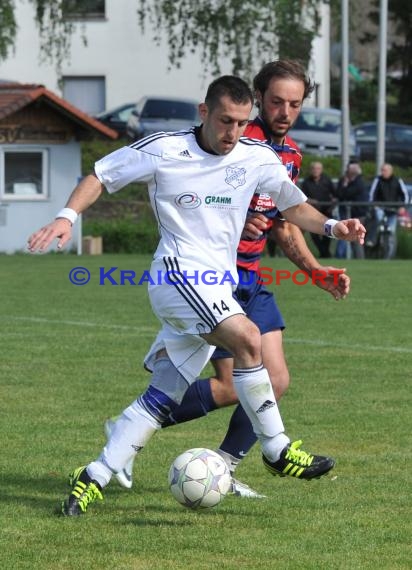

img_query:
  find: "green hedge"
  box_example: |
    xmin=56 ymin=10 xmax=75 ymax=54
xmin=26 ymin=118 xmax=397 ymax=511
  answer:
xmin=300 ymin=154 xmax=412 ymax=181
xmin=396 ymin=228 xmax=412 ymax=259
xmin=82 ymin=217 xmax=159 ymax=254
xmin=82 ymin=140 xmax=412 ymax=182
xmin=81 ymin=142 xmax=412 ymax=257
xmin=83 ymin=217 xmax=412 ymax=258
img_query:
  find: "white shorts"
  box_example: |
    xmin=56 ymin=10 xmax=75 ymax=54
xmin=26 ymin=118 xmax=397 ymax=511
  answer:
xmin=144 ymin=256 xmax=245 ymax=381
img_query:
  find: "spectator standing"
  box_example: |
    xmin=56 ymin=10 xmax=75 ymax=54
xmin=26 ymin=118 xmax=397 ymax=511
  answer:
xmin=335 ymin=162 xmax=369 ymax=259
xmin=301 ymin=161 xmax=336 ymax=258
xmin=367 ymin=163 xmax=409 ymax=259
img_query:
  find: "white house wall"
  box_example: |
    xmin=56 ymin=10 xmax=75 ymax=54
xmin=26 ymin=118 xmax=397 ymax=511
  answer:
xmin=1 ymin=0 xmax=330 ymax=111
xmin=0 ymin=142 xmax=80 ymax=253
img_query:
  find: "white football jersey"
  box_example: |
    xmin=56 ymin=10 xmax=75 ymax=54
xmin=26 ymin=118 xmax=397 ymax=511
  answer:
xmin=94 ymin=127 xmax=306 ymax=275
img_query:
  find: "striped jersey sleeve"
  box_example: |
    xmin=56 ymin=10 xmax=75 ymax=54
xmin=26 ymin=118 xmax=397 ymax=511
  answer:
xmin=236 ymin=119 xmax=302 ymax=271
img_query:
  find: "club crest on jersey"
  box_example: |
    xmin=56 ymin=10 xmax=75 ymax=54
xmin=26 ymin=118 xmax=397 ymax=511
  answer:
xmin=284 ymin=161 xmax=294 ymax=179
xmin=225 ymin=165 xmax=246 ymax=189
xmin=175 ymin=192 xmax=202 ymax=209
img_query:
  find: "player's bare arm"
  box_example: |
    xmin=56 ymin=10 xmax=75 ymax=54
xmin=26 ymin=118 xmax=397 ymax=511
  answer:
xmin=28 ymin=174 xmax=104 ymax=252
xmin=270 ymin=219 xmax=350 ymax=300
xmin=281 ymin=202 xmax=366 ymax=243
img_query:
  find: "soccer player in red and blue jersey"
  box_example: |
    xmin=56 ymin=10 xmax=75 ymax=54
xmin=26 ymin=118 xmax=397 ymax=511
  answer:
xmin=108 ymin=61 xmax=351 ymax=496
xmin=204 ymin=61 xmax=350 ymax=496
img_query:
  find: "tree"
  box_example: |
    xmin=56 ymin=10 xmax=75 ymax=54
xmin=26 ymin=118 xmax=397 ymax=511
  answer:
xmin=0 ymin=1 xmax=91 ymax=74
xmin=361 ymin=0 xmax=412 ymax=122
xmin=0 ymin=1 xmax=325 ymax=78
xmin=137 ymin=0 xmax=323 ymax=78
xmin=0 ymin=0 xmax=17 ymax=60
xmin=1 ymin=0 xmax=350 ymax=100
xmin=386 ymin=0 xmax=412 ymax=116
xmin=30 ymin=1 xmax=77 ymax=73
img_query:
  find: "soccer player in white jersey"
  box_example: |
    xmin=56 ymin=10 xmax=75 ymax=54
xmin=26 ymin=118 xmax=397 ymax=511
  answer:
xmin=106 ymin=60 xmax=351 ymax=498
xmin=28 ymin=76 xmax=365 ymax=516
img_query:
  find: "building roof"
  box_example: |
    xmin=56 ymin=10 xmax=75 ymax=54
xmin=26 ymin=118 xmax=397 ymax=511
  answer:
xmin=0 ymin=82 xmax=118 ymax=140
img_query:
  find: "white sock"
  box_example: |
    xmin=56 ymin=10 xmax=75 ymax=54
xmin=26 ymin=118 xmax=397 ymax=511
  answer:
xmin=87 ymin=461 xmax=112 ymax=488
xmin=87 ymin=399 xmax=161 ymax=488
xmin=233 ymin=365 xmax=290 ymax=462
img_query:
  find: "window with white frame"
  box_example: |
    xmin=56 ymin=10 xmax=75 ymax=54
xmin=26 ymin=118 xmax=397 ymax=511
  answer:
xmin=1 ymin=149 xmax=48 ymax=200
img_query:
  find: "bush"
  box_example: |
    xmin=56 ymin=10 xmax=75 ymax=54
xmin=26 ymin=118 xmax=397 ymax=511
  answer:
xmin=80 ymin=142 xmax=412 ymax=257
xmin=396 ymin=228 xmax=412 ymax=259
xmin=83 ymin=138 xmax=412 ymax=183
xmin=82 ymin=140 xmax=121 ymax=174
xmin=300 ymin=154 xmax=412 ymax=182
xmin=82 ymin=217 xmax=159 ymax=254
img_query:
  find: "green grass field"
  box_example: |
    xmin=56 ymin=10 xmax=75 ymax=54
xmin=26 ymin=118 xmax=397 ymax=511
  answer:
xmin=1 ymin=254 xmax=411 ymax=569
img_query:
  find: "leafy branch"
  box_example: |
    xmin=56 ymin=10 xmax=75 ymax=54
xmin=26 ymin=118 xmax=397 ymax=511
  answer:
xmin=0 ymin=0 xmax=17 ymax=61
xmin=137 ymin=0 xmax=323 ymax=79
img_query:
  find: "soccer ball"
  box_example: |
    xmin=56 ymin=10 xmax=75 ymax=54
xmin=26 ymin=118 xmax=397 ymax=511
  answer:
xmin=168 ymin=448 xmax=232 ymax=509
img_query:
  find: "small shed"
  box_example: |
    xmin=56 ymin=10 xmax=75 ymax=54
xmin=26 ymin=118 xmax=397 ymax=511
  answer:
xmin=0 ymin=83 xmax=117 ymax=253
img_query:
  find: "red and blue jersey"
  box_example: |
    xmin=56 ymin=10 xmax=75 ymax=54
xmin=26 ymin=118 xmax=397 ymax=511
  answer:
xmin=237 ymin=117 xmax=302 ymax=271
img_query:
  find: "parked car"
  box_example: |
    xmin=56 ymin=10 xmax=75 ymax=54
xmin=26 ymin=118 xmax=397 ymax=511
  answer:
xmin=94 ymin=103 xmax=136 ymax=137
xmin=289 ymin=107 xmax=358 ymax=158
xmin=126 ymin=96 xmax=199 ymax=140
xmin=354 ymin=122 xmax=412 ymax=167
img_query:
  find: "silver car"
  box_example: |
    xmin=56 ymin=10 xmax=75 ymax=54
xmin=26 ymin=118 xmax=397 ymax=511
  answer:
xmin=289 ymin=107 xmax=358 ymax=157
xmin=126 ymin=96 xmax=199 ymax=140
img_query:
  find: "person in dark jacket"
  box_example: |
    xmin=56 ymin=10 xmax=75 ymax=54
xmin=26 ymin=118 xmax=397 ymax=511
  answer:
xmin=301 ymin=161 xmax=336 ymax=257
xmin=335 ymin=162 xmax=369 ymax=258
xmin=367 ymin=163 xmax=409 ymax=258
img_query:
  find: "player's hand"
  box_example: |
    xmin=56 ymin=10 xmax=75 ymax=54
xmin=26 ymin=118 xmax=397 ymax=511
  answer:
xmin=27 ymin=219 xmax=73 ymax=253
xmin=312 ymin=266 xmax=350 ymax=300
xmin=241 ymin=213 xmax=269 ymax=239
xmin=334 ymin=218 xmax=366 ymax=244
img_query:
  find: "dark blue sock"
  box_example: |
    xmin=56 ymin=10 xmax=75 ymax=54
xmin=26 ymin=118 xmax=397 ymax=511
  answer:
xmin=219 ymin=404 xmax=258 ymax=460
xmin=162 ymin=378 xmax=217 ymax=428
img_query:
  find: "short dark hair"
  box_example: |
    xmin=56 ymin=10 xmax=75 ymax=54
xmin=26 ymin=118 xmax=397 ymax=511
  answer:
xmin=253 ymin=59 xmax=315 ymax=101
xmin=205 ymin=75 xmax=254 ymax=111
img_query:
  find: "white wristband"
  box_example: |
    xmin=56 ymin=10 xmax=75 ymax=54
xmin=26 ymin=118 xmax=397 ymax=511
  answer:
xmin=324 ymin=219 xmax=339 ymax=239
xmin=55 ymin=207 xmax=78 ymax=225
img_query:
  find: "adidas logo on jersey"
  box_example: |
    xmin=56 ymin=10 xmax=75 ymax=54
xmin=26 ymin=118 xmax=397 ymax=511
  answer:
xmin=178 ymin=149 xmax=192 ymax=158
xmin=256 ymin=400 xmax=276 ymax=413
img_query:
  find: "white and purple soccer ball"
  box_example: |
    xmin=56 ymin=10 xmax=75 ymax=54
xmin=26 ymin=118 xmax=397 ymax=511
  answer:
xmin=168 ymin=448 xmax=232 ymax=509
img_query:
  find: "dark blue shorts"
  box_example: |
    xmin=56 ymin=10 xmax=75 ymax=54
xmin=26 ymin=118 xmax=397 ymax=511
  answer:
xmin=212 ymin=267 xmax=285 ymax=360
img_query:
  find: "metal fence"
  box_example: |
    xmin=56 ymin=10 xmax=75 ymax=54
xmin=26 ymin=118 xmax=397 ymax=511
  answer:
xmin=309 ymin=201 xmax=412 ymax=259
